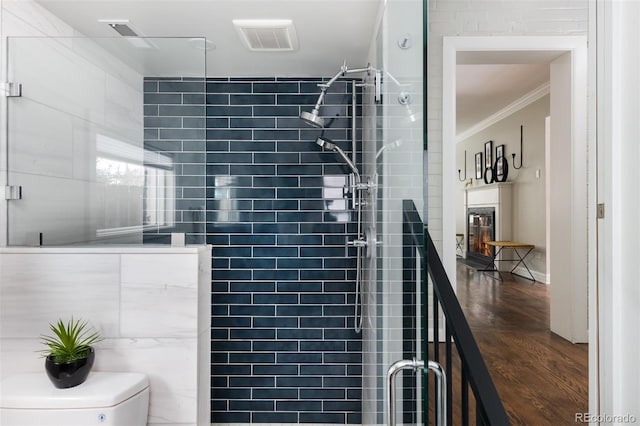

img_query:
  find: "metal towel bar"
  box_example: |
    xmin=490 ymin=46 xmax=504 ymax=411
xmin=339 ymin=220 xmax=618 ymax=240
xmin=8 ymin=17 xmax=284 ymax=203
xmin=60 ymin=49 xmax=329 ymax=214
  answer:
xmin=386 ymin=358 xmax=446 ymax=426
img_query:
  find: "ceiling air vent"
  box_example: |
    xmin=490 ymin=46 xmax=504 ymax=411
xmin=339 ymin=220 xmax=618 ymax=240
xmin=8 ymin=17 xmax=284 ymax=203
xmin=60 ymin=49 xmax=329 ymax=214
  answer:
xmin=232 ymin=19 xmax=298 ymax=51
xmin=99 ymin=19 xmax=139 ymax=36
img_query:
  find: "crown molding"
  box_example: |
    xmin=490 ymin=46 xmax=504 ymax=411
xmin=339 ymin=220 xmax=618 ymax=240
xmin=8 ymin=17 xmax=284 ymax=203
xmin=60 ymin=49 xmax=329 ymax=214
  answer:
xmin=456 ymin=82 xmax=550 ymax=143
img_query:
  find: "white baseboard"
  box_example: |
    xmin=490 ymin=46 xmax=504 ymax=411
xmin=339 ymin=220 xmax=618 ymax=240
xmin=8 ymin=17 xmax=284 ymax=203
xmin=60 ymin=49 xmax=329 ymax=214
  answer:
xmin=512 ymin=265 xmax=550 ymax=284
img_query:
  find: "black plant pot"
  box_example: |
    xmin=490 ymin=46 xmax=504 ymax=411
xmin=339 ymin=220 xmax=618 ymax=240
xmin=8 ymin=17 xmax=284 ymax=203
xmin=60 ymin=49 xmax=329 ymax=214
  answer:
xmin=45 ymin=346 xmax=95 ymax=389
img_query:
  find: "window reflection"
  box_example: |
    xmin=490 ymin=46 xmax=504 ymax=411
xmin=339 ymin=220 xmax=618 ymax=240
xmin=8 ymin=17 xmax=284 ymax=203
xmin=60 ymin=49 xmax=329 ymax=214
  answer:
xmin=95 ymin=134 xmax=175 ymax=237
xmin=143 ymin=162 xmax=175 ymax=227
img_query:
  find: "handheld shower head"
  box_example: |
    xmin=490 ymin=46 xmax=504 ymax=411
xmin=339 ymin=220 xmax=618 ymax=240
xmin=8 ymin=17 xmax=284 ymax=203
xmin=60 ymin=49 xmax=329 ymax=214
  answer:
xmin=316 ymin=137 xmax=359 ymax=176
xmin=315 ymin=136 xmax=336 ymax=151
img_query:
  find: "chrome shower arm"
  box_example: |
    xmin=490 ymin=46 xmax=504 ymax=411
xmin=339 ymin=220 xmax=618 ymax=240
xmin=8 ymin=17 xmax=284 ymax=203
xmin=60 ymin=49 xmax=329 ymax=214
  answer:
xmin=318 ymin=63 xmax=376 ymax=91
xmin=344 ymin=64 xmax=375 ymax=75
xmin=320 ymin=67 xmax=348 ymax=89
xmin=311 ymin=88 xmax=327 ymax=110
xmin=305 ymin=63 xmax=379 ymax=125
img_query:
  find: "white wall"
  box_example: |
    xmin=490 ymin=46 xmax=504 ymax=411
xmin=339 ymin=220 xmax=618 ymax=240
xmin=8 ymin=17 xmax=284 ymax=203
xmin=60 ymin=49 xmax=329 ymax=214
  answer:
xmin=457 ymin=95 xmax=549 ymax=280
xmin=0 ymin=0 xmax=144 ymax=247
xmin=596 ymin=1 xmax=640 ymax=422
xmin=0 ymin=246 xmax=211 ymax=426
xmin=548 ymin=50 xmax=589 ymax=343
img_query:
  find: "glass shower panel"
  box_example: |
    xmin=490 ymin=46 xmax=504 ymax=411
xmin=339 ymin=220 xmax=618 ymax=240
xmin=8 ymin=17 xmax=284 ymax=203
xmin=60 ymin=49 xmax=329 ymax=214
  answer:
xmin=361 ymin=0 xmax=425 ymax=424
xmin=5 ymin=37 xmax=206 ymax=246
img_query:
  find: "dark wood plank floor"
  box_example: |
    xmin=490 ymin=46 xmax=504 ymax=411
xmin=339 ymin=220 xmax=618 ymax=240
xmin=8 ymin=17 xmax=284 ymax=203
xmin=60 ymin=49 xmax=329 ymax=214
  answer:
xmin=454 ymin=261 xmax=588 ymax=425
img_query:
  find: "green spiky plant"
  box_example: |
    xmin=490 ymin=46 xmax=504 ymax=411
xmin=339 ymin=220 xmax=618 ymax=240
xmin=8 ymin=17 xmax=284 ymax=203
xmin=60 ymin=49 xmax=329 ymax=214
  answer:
xmin=40 ymin=318 xmax=103 ymax=363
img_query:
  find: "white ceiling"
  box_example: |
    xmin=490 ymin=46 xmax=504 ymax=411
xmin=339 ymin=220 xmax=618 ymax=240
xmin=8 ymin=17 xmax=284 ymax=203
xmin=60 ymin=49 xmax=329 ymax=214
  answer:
xmin=34 ymin=1 xmax=558 ymax=134
xmin=35 ymin=0 xmax=382 ymax=77
xmin=455 ymin=50 xmax=567 ymax=137
xmin=456 ymin=63 xmax=550 ymax=135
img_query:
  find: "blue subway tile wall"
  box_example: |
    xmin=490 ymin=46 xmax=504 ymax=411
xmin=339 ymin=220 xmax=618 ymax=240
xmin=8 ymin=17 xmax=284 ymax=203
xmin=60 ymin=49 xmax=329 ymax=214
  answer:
xmin=207 ymin=77 xmax=362 ymax=424
xmin=145 ymin=77 xmax=362 ymax=423
xmin=143 ymin=77 xmax=206 ymax=244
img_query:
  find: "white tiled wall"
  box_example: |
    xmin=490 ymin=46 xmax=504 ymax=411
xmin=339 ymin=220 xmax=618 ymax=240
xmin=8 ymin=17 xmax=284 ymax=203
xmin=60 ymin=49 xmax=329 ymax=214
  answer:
xmin=0 ymin=246 xmax=212 ymax=426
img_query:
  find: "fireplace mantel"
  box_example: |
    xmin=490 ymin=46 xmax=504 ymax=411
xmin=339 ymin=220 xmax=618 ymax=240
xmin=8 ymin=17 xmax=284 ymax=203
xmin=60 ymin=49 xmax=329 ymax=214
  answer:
xmin=464 ymin=183 xmax=512 ymax=258
xmin=465 ymin=182 xmax=513 ymax=203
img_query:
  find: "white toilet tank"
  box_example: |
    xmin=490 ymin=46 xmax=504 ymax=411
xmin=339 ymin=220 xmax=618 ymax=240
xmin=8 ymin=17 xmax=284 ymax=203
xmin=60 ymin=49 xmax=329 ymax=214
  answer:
xmin=0 ymin=372 xmax=149 ymax=426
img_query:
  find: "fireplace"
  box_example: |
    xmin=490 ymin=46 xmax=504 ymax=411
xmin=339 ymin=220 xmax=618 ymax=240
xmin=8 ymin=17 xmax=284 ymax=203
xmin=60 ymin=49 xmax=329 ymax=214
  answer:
xmin=467 ymin=207 xmax=495 ymax=263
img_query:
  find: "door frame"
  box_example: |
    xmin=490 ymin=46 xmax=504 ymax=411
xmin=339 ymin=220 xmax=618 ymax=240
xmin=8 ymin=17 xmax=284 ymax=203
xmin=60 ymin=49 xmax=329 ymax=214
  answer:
xmin=441 ymin=34 xmax=596 ymax=413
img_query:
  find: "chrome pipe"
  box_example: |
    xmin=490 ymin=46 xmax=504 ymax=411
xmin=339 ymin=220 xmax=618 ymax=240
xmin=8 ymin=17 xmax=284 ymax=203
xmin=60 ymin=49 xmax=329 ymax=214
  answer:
xmin=320 ymin=67 xmax=347 ymax=89
xmin=354 ymin=243 xmax=363 ymax=332
xmin=313 ymin=88 xmax=326 ymax=110
xmin=344 ymin=65 xmax=374 ymax=75
xmin=351 ymin=80 xmax=357 ymax=178
xmin=352 ymin=171 xmax=363 ymax=334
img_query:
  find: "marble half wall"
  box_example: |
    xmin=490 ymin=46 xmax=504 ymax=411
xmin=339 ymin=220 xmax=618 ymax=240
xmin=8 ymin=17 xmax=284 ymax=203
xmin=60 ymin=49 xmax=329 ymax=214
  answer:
xmin=0 ymin=245 xmax=211 ymax=426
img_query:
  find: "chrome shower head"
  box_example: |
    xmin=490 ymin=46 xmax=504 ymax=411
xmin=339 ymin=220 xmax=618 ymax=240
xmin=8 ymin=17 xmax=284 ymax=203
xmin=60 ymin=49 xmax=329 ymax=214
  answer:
xmin=300 ymin=108 xmax=325 ymax=128
xmin=300 ymin=84 xmax=329 ymax=128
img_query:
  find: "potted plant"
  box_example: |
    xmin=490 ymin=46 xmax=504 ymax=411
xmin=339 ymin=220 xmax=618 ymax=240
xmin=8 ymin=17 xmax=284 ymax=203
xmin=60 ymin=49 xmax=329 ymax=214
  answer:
xmin=40 ymin=318 xmax=102 ymax=389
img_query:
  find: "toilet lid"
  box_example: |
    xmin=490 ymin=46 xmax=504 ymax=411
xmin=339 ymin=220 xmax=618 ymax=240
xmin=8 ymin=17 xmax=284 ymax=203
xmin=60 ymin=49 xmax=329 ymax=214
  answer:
xmin=0 ymin=372 xmax=149 ymax=409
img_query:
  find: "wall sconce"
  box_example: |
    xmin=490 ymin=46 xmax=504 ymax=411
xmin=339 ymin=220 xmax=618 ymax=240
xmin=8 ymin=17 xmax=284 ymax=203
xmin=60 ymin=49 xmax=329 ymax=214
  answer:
xmin=458 ymin=149 xmax=467 ymax=181
xmin=511 ymin=125 xmax=523 ymax=170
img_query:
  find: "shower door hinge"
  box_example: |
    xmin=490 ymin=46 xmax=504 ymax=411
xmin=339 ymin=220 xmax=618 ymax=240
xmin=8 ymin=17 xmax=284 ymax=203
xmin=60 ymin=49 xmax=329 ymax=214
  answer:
xmin=1 ymin=82 xmax=22 ymax=97
xmin=374 ymin=70 xmax=382 ymax=103
xmin=5 ymin=185 xmax=23 ymax=200
xmin=597 ymin=203 xmax=605 ymax=219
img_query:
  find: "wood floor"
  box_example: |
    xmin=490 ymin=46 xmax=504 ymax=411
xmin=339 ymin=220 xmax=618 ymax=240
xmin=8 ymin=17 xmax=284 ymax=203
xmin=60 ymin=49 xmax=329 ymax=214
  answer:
xmin=454 ymin=261 xmax=588 ymax=425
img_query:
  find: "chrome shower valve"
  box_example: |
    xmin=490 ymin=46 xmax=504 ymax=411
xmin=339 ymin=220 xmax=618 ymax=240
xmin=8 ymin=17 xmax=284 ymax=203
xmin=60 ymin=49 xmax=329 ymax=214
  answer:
xmin=347 ymin=238 xmax=367 ymax=248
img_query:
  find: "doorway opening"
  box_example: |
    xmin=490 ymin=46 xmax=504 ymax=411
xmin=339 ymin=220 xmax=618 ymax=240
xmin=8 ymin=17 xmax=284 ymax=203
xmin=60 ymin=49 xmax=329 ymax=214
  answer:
xmin=441 ymin=35 xmax=592 ymax=419
xmin=442 ymin=35 xmax=588 ymax=341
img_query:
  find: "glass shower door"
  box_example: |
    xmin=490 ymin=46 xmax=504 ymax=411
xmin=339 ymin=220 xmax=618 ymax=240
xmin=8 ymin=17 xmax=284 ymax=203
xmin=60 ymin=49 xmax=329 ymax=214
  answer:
xmin=5 ymin=36 xmax=206 ymax=246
